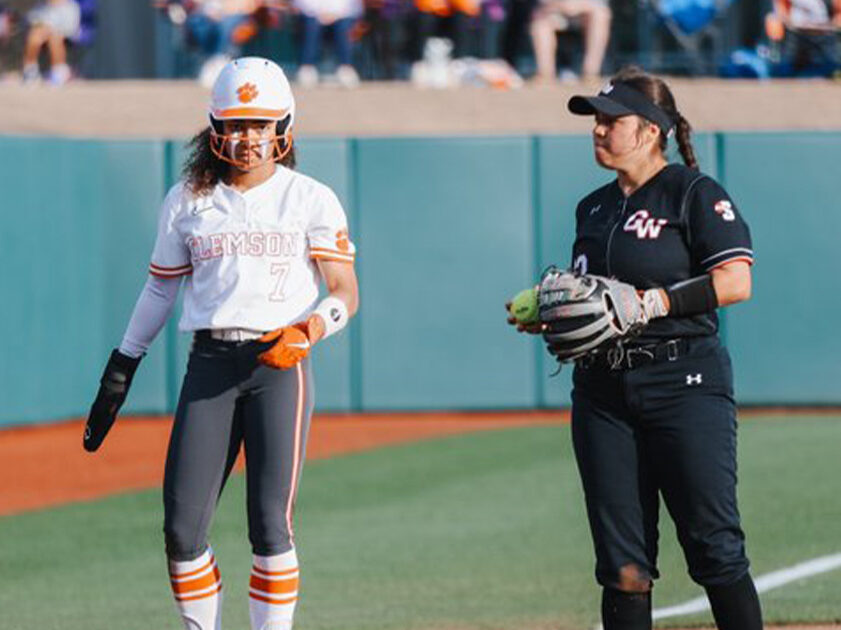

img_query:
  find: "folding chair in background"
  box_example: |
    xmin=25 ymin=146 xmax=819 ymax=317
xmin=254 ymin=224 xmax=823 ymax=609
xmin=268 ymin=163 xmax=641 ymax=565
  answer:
xmin=636 ymin=0 xmax=734 ymax=74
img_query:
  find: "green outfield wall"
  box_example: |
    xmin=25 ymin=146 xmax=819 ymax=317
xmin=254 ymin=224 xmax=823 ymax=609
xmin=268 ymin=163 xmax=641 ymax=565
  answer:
xmin=1 ymin=131 xmax=838 ymax=426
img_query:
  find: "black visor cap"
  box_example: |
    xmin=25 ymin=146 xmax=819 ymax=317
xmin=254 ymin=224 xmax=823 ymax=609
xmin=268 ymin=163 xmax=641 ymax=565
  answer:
xmin=567 ymin=81 xmax=675 ymax=135
xmin=568 ymin=94 xmax=635 ymax=118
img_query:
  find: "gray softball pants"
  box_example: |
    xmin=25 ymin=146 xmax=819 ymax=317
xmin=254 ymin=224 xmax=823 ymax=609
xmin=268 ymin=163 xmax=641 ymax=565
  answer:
xmin=163 ymin=332 xmax=314 ymax=561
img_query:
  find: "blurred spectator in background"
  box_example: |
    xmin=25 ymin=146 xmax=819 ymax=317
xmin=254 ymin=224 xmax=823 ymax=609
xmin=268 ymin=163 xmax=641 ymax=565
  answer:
xmin=478 ymin=0 xmax=507 ymax=59
xmin=184 ymin=0 xmax=264 ymax=85
xmin=295 ymin=0 xmax=363 ymax=87
xmin=357 ymin=0 xmax=410 ymax=79
xmin=410 ymin=0 xmax=479 ymax=61
xmin=529 ymin=0 xmax=610 ymax=83
xmin=501 ymin=0 xmax=536 ymax=71
xmin=0 ymin=4 xmax=16 ymax=46
xmin=22 ymin=0 xmax=81 ymax=85
xmin=764 ymin=0 xmax=841 ymax=75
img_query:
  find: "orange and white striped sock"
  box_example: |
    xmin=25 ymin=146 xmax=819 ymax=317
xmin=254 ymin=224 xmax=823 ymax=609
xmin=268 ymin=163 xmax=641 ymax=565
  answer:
xmin=168 ymin=547 xmax=223 ymax=630
xmin=249 ymin=549 xmax=299 ymax=630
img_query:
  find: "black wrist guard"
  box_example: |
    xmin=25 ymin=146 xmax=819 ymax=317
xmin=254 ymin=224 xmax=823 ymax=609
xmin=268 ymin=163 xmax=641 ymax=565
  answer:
xmin=101 ymin=349 xmax=142 ymax=395
xmin=665 ymin=275 xmax=718 ymax=317
xmin=84 ymin=350 xmax=142 ymax=453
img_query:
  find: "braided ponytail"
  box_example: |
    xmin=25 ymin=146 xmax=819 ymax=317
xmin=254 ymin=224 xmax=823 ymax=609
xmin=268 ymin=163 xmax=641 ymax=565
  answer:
xmin=674 ymin=113 xmax=698 ymax=170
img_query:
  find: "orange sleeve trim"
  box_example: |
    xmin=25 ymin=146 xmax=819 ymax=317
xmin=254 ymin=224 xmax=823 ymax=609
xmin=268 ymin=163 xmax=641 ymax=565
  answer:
xmin=150 ymin=261 xmax=193 ymax=278
xmin=150 ymin=268 xmax=193 ymax=278
xmin=708 ymin=256 xmax=754 ymax=271
xmin=150 ymin=262 xmax=192 ymax=271
xmin=310 ymin=246 xmax=355 ymax=255
xmin=310 ymin=248 xmax=355 ymax=262
xmin=310 ymin=254 xmax=355 ymax=264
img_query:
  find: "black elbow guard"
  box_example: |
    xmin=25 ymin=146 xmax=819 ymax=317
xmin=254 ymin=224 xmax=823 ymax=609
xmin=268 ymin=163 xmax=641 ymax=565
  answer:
xmin=665 ymin=275 xmax=718 ymax=317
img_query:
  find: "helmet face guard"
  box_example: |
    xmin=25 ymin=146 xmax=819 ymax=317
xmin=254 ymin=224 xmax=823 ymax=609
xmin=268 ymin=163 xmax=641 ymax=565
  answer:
xmin=209 ymin=119 xmax=293 ymax=172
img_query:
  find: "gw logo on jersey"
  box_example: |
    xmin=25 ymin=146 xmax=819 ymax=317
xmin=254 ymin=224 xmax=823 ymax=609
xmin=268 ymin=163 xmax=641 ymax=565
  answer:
xmin=623 ymin=209 xmax=668 ymax=239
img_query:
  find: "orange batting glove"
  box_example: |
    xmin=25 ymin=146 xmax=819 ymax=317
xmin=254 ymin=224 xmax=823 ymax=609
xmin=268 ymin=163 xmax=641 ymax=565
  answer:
xmin=257 ymin=315 xmax=326 ymax=370
xmin=258 ymin=326 xmax=311 ymax=370
xmin=293 ymin=313 xmax=326 ymax=344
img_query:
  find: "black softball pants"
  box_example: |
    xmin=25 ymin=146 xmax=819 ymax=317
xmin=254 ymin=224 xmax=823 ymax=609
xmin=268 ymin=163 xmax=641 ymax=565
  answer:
xmin=571 ymin=336 xmax=750 ymax=590
xmin=163 ymin=334 xmax=314 ymax=561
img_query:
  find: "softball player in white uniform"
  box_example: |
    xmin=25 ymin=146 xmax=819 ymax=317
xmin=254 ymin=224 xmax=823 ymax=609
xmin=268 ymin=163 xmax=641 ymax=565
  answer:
xmin=83 ymin=57 xmax=359 ymax=630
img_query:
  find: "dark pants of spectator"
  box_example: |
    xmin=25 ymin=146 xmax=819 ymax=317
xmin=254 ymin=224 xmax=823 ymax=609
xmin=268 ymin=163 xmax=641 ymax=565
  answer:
xmin=363 ymin=6 xmax=402 ymax=78
xmin=300 ymin=16 xmax=354 ymax=66
xmin=410 ymin=11 xmax=472 ymax=60
xmin=502 ymin=0 xmax=538 ymax=67
xmin=186 ymin=13 xmax=250 ymax=57
xmin=783 ymin=30 xmax=840 ymax=76
xmin=479 ymin=1 xmax=506 ymax=59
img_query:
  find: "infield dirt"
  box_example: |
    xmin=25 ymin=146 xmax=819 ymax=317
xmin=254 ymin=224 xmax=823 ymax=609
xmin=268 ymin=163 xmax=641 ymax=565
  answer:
xmin=0 ymin=411 xmax=565 ymax=516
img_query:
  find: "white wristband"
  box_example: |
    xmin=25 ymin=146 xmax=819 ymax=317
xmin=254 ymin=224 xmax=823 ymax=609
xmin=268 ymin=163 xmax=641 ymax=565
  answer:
xmin=313 ymin=296 xmax=349 ymax=340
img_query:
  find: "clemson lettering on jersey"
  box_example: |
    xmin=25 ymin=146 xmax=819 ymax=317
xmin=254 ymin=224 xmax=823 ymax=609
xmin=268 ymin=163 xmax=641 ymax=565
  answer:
xmin=187 ymin=232 xmax=302 ymax=262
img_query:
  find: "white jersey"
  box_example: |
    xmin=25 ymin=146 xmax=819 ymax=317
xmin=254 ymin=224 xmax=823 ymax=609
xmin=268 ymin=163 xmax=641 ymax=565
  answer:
xmin=149 ymin=166 xmax=355 ymax=332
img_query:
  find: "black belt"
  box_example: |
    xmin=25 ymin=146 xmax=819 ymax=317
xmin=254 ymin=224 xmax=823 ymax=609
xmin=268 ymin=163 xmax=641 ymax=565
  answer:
xmin=580 ymin=338 xmax=691 ymax=371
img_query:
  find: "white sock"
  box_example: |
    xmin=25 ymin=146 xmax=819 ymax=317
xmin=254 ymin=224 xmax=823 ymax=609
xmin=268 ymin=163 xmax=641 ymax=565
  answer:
xmin=249 ymin=549 xmax=299 ymax=630
xmin=168 ymin=548 xmax=223 ymax=630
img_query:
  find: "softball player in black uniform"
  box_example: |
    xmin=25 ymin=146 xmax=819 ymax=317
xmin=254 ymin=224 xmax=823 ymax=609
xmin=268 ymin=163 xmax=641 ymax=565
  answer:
xmin=556 ymin=67 xmax=762 ymax=630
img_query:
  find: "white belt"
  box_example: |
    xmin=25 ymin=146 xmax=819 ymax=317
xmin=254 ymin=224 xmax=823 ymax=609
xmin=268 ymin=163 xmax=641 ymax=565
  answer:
xmin=208 ymin=328 xmax=266 ymax=342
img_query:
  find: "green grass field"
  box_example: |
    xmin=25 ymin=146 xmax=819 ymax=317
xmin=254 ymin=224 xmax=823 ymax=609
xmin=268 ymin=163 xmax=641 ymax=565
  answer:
xmin=1 ymin=415 xmax=840 ymax=630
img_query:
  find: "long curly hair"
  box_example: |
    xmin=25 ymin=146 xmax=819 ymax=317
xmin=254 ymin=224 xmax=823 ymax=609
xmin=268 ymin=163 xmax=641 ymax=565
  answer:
xmin=182 ymin=127 xmax=297 ymax=196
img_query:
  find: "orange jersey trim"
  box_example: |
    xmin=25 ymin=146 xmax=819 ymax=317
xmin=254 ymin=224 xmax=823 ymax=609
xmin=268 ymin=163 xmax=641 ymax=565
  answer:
xmin=310 ymin=255 xmax=354 ymax=265
xmin=150 ymin=262 xmax=193 ymax=278
xmin=150 ymin=262 xmax=192 ymax=272
xmin=310 ymin=246 xmax=354 ymax=256
xmin=150 ymin=269 xmax=193 ymax=278
xmin=310 ymin=248 xmax=355 ymax=263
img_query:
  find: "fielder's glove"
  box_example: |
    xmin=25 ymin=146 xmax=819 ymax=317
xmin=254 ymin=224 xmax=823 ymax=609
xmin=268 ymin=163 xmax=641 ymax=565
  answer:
xmin=83 ymin=350 xmax=142 ymax=452
xmin=538 ymin=268 xmax=651 ymax=363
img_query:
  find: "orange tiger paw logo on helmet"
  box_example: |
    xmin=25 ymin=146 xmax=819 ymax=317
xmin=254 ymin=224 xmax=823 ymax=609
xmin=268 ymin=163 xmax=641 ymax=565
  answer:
xmin=237 ymin=82 xmax=259 ymax=104
xmin=335 ymin=229 xmax=350 ymax=252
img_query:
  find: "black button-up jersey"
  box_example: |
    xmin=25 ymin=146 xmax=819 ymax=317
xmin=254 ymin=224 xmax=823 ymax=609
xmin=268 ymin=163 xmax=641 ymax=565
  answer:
xmin=571 ymin=163 xmax=754 ymax=342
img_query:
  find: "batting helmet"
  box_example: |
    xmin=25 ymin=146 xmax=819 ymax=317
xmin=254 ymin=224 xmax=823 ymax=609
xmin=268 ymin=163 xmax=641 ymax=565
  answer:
xmin=208 ymin=57 xmax=295 ymax=171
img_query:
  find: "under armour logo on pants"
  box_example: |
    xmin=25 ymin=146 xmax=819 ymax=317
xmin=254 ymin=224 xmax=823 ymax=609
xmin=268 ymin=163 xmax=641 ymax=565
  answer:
xmin=686 ymin=373 xmax=703 ymax=385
